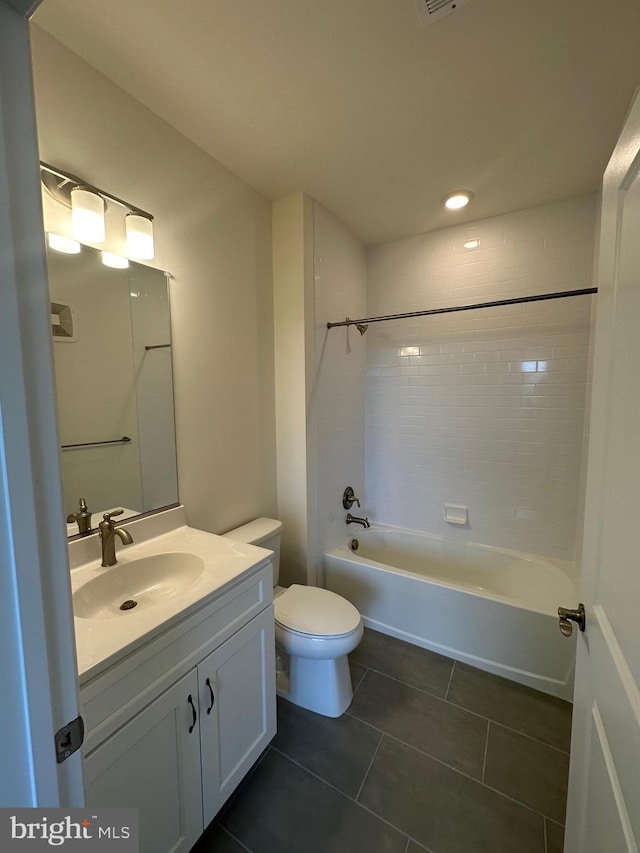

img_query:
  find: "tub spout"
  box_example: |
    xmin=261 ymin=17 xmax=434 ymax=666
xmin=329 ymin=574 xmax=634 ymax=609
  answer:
xmin=346 ymin=513 xmax=370 ymax=529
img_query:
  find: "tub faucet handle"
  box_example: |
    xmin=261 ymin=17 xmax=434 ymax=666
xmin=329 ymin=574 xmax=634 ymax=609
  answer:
xmin=343 ymin=487 xmax=361 ymax=510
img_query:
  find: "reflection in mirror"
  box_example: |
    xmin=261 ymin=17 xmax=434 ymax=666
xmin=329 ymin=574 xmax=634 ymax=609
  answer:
xmin=46 ymin=240 xmax=179 ymax=536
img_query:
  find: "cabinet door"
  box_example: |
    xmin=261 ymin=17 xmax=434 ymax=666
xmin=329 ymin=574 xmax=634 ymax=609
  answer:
xmin=84 ymin=669 xmax=203 ymax=853
xmin=199 ymin=605 xmax=276 ymax=824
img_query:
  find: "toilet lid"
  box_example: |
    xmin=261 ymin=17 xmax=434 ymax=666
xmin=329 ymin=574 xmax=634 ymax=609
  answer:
xmin=275 ymin=585 xmax=361 ymax=637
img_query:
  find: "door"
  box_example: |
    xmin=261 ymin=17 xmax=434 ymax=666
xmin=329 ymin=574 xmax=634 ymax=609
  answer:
xmin=0 ymin=1 xmax=84 ymax=807
xmin=563 ymin=92 xmax=640 ymax=851
xmin=199 ymin=606 xmax=276 ymax=825
xmin=84 ymin=670 xmax=203 ymax=853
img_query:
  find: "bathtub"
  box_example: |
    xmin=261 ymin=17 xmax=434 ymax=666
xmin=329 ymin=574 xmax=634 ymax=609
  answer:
xmin=324 ymin=525 xmax=578 ymax=700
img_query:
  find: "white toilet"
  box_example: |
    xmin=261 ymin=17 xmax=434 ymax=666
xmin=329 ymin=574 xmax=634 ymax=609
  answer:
xmin=223 ymin=518 xmax=363 ymax=718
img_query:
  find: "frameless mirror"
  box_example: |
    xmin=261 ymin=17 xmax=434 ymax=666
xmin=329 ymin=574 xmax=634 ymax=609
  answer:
xmin=46 ymin=241 xmax=178 ymax=536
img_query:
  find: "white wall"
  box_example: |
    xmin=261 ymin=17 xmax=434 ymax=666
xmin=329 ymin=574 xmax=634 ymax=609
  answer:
xmin=272 ymin=193 xmax=316 ymax=586
xmin=31 ymin=27 xmax=277 ymax=535
xmin=272 ymin=196 xmax=367 ymax=585
xmin=366 ymin=196 xmax=596 ymax=561
xmin=313 ymin=202 xmax=367 ymax=565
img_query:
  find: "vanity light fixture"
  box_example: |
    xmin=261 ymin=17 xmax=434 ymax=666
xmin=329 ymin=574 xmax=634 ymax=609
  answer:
xmin=125 ymin=213 xmax=154 ymax=261
xmin=41 ymin=162 xmax=155 ymax=259
xmin=47 ymin=232 xmax=81 ymax=255
xmin=101 ymin=251 xmax=130 ymax=269
xmin=70 ymin=186 xmax=105 ymax=243
xmin=442 ymin=190 xmax=474 ymax=211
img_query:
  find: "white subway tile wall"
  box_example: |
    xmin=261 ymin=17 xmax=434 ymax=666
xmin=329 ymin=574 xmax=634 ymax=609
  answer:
xmin=365 ymin=196 xmax=597 ymax=560
xmin=314 ymin=202 xmax=368 ymax=563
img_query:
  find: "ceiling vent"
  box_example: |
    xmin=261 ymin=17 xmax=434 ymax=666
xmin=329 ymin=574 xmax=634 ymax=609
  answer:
xmin=413 ymin=0 xmax=472 ymax=28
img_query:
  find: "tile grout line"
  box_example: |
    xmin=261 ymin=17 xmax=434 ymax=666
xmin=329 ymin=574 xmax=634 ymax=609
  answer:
xmin=354 ymin=638 xmax=572 ymax=755
xmin=217 ymin=824 xmax=252 ymax=853
xmin=350 ymin=663 xmax=369 ymax=699
xmin=365 ymin=730 xmax=560 ymax=826
xmin=341 ymin=717 xmax=488 ymax=790
xmin=269 ymin=743 xmax=375 ymax=807
xmin=352 ymin=660 xmax=570 ymax=756
xmin=351 ymin=660 xmax=453 ymax=705
xmin=270 ymin=741 xmax=417 ymax=842
xmin=480 ymin=779 xmax=562 ymax=826
xmin=355 ymin=729 xmax=384 ymax=802
xmin=481 ymin=720 xmax=490 ymax=784
xmin=349 ymin=666 xmax=489 ymax=723
xmin=444 ymin=659 xmax=456 ymax=702
xmin=483 ymin=718 xmax=572 ymax=756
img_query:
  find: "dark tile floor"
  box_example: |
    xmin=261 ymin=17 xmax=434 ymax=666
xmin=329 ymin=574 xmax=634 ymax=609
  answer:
xmin=192 ymin=629 xmax=572 ymax=853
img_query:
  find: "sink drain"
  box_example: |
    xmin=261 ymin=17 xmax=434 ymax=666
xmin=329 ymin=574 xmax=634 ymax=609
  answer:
xmin=120 ymin=599 xmax=138 ymax=611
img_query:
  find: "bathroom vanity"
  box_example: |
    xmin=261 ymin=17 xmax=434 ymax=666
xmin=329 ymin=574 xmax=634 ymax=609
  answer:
xmin=69 ymin=507 xmax=276 ymax=853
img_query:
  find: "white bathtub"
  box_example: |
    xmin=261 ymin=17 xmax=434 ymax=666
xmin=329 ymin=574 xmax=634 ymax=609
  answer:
xmin=324 ymin=525 xmax=578 ymax=700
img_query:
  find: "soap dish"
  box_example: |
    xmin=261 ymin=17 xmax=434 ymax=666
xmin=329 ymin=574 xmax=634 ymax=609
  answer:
xmin=444 ymin=504 xmax=468 ymax=525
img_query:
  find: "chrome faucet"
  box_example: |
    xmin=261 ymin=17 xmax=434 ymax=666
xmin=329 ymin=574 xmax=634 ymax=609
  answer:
xmin=99 ymin=509 xmax=133 ymax=567
xmin=346 ymin=513 xmax=371 ymax=529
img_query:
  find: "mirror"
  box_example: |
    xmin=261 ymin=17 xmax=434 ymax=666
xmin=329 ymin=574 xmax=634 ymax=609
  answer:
xmin=46 ymin=241 xmax=178 ymax=536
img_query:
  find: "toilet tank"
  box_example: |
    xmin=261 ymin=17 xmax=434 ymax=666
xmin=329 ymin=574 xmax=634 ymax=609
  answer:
xmin=222 ymin=518 xmax=283 ymax=585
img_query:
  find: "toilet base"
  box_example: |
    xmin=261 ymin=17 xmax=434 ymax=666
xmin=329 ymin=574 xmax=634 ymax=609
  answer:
xmin=280 ymin=653 xmax=354 ymax=718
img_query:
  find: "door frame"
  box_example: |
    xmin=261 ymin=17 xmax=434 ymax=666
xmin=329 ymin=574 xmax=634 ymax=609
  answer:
xmin=0 ymin=0 xmax=84 ymax=806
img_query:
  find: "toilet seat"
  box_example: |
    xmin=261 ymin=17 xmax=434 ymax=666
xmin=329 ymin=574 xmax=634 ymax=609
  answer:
xmin=275 ymin=584 xmax=361 ymax=637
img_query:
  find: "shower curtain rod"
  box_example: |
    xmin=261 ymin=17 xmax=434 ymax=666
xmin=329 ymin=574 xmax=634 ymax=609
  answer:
xmin=326 ymin=287 xmax=598 ymax=334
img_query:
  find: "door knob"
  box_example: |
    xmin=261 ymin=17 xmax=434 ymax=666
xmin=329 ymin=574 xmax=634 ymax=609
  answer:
xmin=558 ymin=603 xmax=586 ymax=637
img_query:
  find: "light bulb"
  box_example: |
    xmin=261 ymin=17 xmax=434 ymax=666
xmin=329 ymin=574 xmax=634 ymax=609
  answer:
xmin=70 ymin=186 xmax=105 ymax=243
xmin=125 ymin=213 xmax=154 ymax=260
xmin=101 ymin=251 xmax=129 ymax=269
xmin=442 ymin=190 xmax=474 ymax=211
xmin=47 ymin=233 xmax=81 ymax=254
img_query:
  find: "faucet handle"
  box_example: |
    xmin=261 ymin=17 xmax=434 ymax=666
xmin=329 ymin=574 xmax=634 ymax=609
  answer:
xmin=101 ymin=508 xmax=124 ymax=529
xmin=343 ymin=487 xmax=361 ymax=510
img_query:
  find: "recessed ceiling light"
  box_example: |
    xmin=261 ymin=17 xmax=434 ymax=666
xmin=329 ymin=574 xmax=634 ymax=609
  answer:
xmin=442 ymin=190 xmax=474 ymax=210
xmin=463 ymin=238 xmax=480 ymax=250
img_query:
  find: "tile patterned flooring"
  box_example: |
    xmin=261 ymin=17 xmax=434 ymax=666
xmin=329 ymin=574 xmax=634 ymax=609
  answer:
xmin=191 ymin=628 xmax=572 ymax=853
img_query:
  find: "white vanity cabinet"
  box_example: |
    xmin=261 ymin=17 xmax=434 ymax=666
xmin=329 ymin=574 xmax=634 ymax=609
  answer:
xmin=198 ymin=605 xmax=275 ymax=824
xmin=84 ymin=669 xmax=203 ymax=852
xmin=79 ymin=561 xmax=276 ymax=853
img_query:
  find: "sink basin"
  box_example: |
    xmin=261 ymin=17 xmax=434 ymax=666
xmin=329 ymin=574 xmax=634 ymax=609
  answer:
xmin=73 ymin=552 xmax=205 ymax=619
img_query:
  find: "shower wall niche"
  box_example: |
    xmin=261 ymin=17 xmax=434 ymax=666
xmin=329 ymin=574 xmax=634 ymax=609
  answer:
xmin=365 ymin=195 xmax=597 ymax=562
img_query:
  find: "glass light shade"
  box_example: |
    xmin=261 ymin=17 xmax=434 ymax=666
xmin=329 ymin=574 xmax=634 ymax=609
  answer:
xmin=101 ymin=251 xmax=129 ymax=269
xmin=443 ymin=190 xmax=474 ymax=210
xmin=125 ymin=213 xmax=154 ymax=260
xmin=47 ymin=233 xmax=81 ymax=254
xmin=70 ymin=187 xmax=106 ymax=243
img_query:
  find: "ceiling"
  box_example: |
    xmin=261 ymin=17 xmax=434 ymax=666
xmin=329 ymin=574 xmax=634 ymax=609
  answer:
xmin=33 ymin=0 xmax=640 ymax=246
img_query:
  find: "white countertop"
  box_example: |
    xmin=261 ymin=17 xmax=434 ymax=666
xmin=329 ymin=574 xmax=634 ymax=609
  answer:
xmin=69 ymin=507 xmax=272 ymax=682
